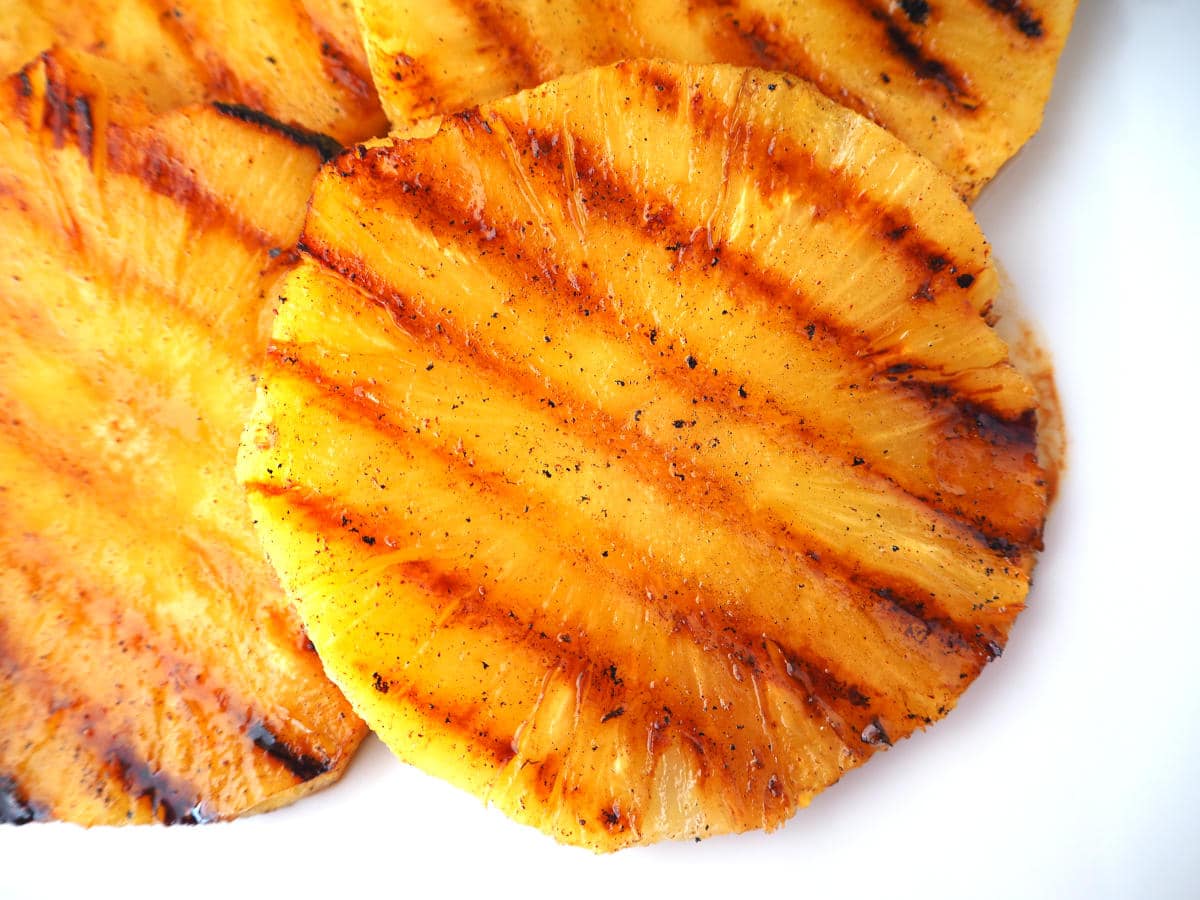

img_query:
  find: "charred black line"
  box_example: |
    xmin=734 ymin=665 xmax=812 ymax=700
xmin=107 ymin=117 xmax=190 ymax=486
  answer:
xmin=337 ymin=134 xmax=1008 ymax=440
xmin=108 ymin=746 xmax=212 ymax=825
xmin=321 ymin=137 xmax=1043 ymax=551
xmin=248 ymin=351 xmax=933 ymax=730
xmin=600 ymin=706 xmax=626 ymax=723
xmin=73 ymin=96 xmax=95 ymax=168
xmin=871 ymin=586 xmax=1002 ymax=661
xmin=302 ymin=203 xmax=1039 ymax=555
xmin=779 ymin=650 xmax=872 ymax=710
xmin=773 ymin=641 xmax=883 ymax=744
xmin=895 ymin=379 xmax=1039 ymax=439
xmin=17 ymin=68 xmax=33 ymax=99
xmin=249 ymin=476 xmax=877 ymax=784
xmin=246 ymin=722 xmax=330 ymax=782
xmin=211 ymin=102 xmax=343 ymax=162
xmin=884 ymin=22 xmax=976 ymax=108
xmin=981 ymin=0 xmax=1044 ymax=38
xmin=44 ymin=73 xmax=69 ymax=149
xmin=0 ymin=775 xmax=47 ymax=825
xmin=970 ymin=405 xmax=1038 ymax=449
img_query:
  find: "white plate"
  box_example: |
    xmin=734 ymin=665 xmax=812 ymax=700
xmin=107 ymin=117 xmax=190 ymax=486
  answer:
xmin=6 ymin=2 xmax=1199 ymax=897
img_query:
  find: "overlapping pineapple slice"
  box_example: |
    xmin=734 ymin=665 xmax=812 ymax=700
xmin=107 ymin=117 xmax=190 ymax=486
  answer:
xmin=353 ymin=0 xmax=1076 ymax=196
xmin=0 ymin=50 xmax=365 ymax=825
xmin=239 ymin=59 xmax=1047 ymax=850
xmin=1 ymin=0 xmax=386 ymax=143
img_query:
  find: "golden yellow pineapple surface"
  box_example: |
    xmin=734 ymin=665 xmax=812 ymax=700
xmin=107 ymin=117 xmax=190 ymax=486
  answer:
xmin=1 ymin=0 xmax=386 ymax=143
xmin=0 ymin=50 xmax=365 ymax=825
xmin=239 ymin=59 xmax=1048 ymax=850
xmin=353 ymin=0 xmax=1076 ymax=196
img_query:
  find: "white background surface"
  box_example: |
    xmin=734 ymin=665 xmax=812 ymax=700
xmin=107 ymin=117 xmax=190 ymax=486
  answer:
xmin=4 ymin=2 xmax=1199 ymax=897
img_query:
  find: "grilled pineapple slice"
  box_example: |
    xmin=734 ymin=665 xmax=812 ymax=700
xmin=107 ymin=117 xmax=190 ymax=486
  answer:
xmin=0 ymin=50 xmax=365 ymax=825
xmin=0 ymin=0 xmax=386 ymax=143
xmin=239 ymin=59 xmax=1048 ymax=850
xmin=353 ymin=0 xmax=1076 ymax=196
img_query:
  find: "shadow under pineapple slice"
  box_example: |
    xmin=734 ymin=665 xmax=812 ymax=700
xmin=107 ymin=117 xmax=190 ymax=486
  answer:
xmin=239 ymin=59 xmax=1048 ymax=851
xmin=0 ymin=0 xmax=386 ymax=143
xmin=353 ymin=0 xmax=1076 ymax=198
xmin=0 ymin=49 xmax=366 ymax=826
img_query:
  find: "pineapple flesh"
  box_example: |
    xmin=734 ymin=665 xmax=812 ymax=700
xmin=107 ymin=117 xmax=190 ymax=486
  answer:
xmin=0 ymin=50 xmax=365 ymax=825
xmin=353 ymin=0 xmax=1077 ymax=197
xmin=239 ymin=59 xmax=1048 ymax=850
xmin=0 ymin=0 xmax=387 ymax=143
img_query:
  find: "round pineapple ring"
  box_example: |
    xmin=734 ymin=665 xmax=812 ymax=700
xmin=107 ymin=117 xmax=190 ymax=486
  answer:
xmin=239 ymin=59 xmax=1047 ymax=851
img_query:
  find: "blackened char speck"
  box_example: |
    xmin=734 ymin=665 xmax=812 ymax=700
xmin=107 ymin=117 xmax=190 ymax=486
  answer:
xmin=860 ymin=718 xmax=892 ymax=746
xmin=0 ymin=776 xmax=44 ymax=825
xmin=900 ymin=0 xmax=931 ymax=25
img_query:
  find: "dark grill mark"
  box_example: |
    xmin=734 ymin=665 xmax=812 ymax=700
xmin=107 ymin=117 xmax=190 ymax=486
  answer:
xmin=452 ymin=0 xmax=546 ymax=86
xmin=41 ymin=59 xmax=71 ymax=150
xmin=246 ymin=722 xmax=331 ymax=782
xmin=710 ymin=11 xmax=873 ymax=121
xmin=72 ymin=96 xmax=95 ymax=167
xmin=692 ymin=11 xmax=879 ymax=121
xmin=253 ymin=337 xmax=989 ymax=716
xmin=350 ymin=125 xmax=982 ymax=401
xmin=103 ymin=128 xmax=279 ymax=251
xmin=883 ymin=22 xmax=978 ymax=109
xmin=10 ymin=64 xmax=36 ymax=131
xmin=312 ymin=26 xmax=383 ymax=104
xmin=870 ymin=585 xmax=1004 ymax=662
xmin=386 ymin=52 xmax=443 ymax=120
xmin=0 ymin=775 xmax=46 ymax=825
xmin=211 ymin=102 xmax=344 ymax=162
xmin=0 ymin=483 xmax=353 ymax=821
xmin=396 ymin=687 xmax=520 ymax=770
xmin=107 ymin=745 xmax=212 ymax=825
xmin=524 ymin=85 xmax=977 ymax=309
xmin=900 ymin=0 xmax=932 ymax=25
xmin=246 ymin=478 xmax=886 ymax=783
xmin=144 ymin=5 xmax=268 ymax=113
xmin=980 ymin=0 xmax=1045 ymax=37
xmin=971 ymin=405 xmax=1038 ymax=450
xmin=272 ymin=257 xmax=1028 ymax=596
xmin=317 ymin=133 xmax=1044 ymax=543
xmin=827 ymin=1 xmax=979 ymax=109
